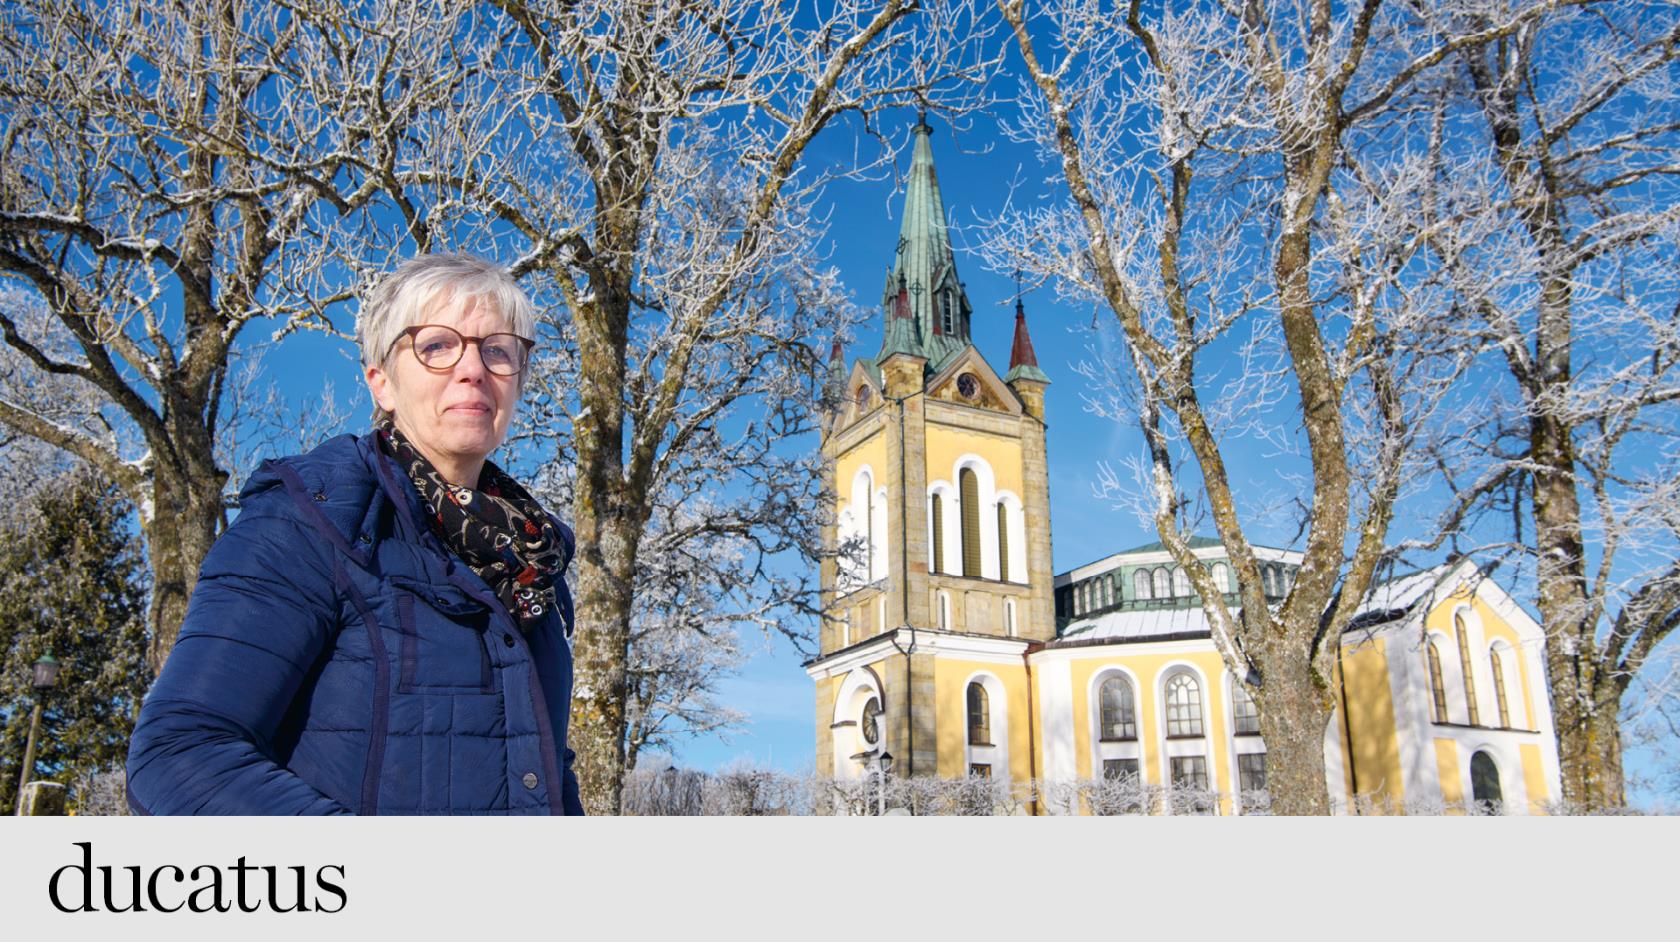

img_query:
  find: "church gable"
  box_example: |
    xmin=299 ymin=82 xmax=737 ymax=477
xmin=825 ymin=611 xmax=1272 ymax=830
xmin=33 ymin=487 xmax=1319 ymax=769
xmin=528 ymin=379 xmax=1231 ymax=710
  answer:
xmin=926 ymin=346 xmax=1021 ymax=416
xmin=836 ymin=360 xmax=885 ymax=432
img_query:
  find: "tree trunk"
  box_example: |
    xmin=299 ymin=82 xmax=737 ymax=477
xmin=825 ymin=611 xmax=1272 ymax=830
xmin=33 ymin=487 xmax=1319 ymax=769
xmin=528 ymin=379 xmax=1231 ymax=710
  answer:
xmin=566 ymin=518 xmax=638 ymax=815
xmin=1254 ymin=644 xmax=1337 ymax=815
xmin=138 ymin=460 xmax=226 ymax=674
xmin=1534 ymin=405 xmax=1625 ymax=810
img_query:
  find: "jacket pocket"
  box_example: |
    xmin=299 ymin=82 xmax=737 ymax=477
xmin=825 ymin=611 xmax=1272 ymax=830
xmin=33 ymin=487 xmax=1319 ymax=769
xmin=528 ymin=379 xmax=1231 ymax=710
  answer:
xmin=394 ymin=588 xmax=493 ymax=694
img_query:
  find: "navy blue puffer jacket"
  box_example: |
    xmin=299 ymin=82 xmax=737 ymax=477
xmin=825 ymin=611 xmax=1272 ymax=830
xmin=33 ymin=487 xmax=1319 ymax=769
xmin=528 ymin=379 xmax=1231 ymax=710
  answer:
xmin=127 ymin=432 xmax=584 ymax=815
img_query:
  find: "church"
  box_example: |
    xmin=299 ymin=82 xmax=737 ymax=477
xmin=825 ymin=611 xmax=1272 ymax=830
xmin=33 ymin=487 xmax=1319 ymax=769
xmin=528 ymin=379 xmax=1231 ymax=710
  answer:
xmin=806 ymin=122 xmax=1563 ymax=814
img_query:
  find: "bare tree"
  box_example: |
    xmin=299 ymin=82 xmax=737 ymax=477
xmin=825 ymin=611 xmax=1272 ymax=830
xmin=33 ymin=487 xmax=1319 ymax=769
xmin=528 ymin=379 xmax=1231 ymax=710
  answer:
xmin=0 ymin=0 xmax=479 ymax=670
xmin=1394 ymin=0 xmax=1680 ymax=811
xmin=445 ymin=0 xmax=993 ymax=813
xmin=989 ymin=0 xmax=1559 ymax=812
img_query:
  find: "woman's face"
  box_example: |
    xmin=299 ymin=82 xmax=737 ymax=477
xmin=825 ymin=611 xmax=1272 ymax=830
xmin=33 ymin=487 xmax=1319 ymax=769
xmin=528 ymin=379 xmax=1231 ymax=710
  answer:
xmin=365 ymin=292 xmax=521 ymax=482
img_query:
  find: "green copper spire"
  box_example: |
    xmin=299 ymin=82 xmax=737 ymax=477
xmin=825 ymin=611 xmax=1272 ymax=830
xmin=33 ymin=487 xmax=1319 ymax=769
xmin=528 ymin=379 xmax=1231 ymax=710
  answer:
xmin=879 ymin=117 xmax=971 ymax=372
xmin=879 ymin=272 xmax=923 ymax=362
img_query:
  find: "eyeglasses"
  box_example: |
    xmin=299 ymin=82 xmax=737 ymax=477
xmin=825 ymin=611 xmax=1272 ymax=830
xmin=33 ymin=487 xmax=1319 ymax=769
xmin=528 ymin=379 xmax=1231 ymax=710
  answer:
xmin=388 ymin=324 xmax=535 ymax=376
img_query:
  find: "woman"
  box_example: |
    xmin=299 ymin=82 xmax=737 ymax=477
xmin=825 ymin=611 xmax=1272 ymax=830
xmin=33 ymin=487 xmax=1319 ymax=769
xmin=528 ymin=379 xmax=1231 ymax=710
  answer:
xmin=127 ymin=254 xmax=582 ymax=815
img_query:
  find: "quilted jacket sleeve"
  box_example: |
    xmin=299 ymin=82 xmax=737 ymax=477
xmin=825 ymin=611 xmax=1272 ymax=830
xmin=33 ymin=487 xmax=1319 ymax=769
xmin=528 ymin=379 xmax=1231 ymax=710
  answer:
xmin=127 ymin=492 xmax=353 ymax=815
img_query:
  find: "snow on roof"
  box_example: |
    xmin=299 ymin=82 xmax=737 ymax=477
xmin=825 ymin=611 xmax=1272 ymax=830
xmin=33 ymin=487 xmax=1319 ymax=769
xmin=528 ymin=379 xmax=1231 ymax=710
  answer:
xmin=1057 ymin=605 xmax=1219 ymax=644
xmin=1345 ymin=561 xmax=1472 ymax=629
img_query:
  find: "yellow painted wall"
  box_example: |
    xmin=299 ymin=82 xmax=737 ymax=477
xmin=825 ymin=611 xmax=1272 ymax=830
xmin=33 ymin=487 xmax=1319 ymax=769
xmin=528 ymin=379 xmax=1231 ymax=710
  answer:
xmin=1337 ymin=639 xmax=1406 ymax=807
xmin=932 ymin=658 xmax=1034 ymax=783
xmin=1434 ymin=739 xmax=1463 ymax=809
xmin=1062 ymin=650 xmax=1233 ymax=803
xmin=834 ymin=432 xmax=890 ymax=519
xmin=924 ymin=425 xmax=1023 ymax=497
xmin=1520 ymin=743 xmax=1549 ymax=815
xmin=1422 ymin=592 xmax=1538 ymax=730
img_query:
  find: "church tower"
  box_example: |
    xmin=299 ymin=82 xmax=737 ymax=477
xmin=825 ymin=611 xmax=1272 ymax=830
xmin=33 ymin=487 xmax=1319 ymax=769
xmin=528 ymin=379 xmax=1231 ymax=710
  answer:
xmin=809 ymin=119 xmax=1053 ymax=794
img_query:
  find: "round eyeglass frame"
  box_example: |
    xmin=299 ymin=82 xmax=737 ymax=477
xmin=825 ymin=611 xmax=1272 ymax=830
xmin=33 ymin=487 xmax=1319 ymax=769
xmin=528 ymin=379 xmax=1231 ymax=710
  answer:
xmin=387 ymin=324 xmax=535 ymax=376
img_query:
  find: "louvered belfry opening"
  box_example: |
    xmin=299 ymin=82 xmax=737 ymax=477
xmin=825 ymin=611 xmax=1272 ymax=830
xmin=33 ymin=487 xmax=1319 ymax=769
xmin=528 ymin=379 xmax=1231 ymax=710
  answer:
xmin=960 ymin=468 xmax=980 ymax=577
xmin=996 ymin=502 xmax=1009 ymax=582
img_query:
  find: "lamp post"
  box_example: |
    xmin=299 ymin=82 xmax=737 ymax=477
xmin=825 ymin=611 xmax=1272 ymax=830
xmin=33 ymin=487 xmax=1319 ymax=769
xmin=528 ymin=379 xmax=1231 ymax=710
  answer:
xmin=874 ymin=750 xmax=894 ymax=816
xmin=14 ymin=652 xmax=61 ymax=814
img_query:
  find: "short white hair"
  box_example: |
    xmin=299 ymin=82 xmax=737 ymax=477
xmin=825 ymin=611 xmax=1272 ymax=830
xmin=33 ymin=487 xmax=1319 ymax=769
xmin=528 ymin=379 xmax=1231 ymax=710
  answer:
xmin=357 ymin=252 xmax=536 ymax=373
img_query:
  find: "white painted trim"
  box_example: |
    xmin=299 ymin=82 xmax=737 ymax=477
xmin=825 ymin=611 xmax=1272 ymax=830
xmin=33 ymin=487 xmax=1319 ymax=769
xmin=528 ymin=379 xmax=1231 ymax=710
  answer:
xmin=1056 ymin=544 xmax=1304 ymax=585
xmin=962 ymin=670 xmax=1011 ymax=782
xmin=995 ymin=490 xmax=1027 ymax=584
xmin=1154 ymin=661 xmax=1215 ymax=813
xmin=951 ymin=453 xmax=1001 ymax=580
xmin=831 ymin=668 xmax=885 ymax=780
xmin=1038 ymin=660 xmax=1078 ymax=812
xmin=1087 ymin=665 xmax=1146 ymax=785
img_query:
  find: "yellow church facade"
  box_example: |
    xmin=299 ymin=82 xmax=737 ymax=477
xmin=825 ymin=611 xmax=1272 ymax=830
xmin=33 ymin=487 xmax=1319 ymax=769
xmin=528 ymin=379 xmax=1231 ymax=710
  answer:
xmin=806 ymin=123 xmax=1561 ymax=814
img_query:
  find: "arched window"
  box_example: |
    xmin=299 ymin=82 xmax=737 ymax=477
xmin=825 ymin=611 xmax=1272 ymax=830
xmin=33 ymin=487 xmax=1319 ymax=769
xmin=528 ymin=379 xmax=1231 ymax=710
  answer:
xmin=959 ymin=468 xmax=981 ymax=577
xmin=1212 ymin=562 xmax=1230 ymax=594
xmin=1134 ymin=569 xmax=1152 ymax=601
xmin=861 ymin=696 xmax=882 ymax=745
xmin=1427 ymin=641 xmax=1448 ymax=724
xmin=1470 ymin=751 xmax=1503 ymax=812
xmin=1152 ymin=567 xmax=1171 ymax=599
xmin=1490 ymin=648 xmax=1511 ymax=728
xmin=1165 ymin=672 xmax=1204 ymax=738
xmin=930 ymin=492 xmax=944 ymax=574
xmin=967 ymin=683 xmax=991 ymax=745
xmin=1232 ymin=681 xmax=1261 ymax=735
xmin=1455 ymin=614 xmax=1480 ymax=725
xmin=1098 ymin=676 xmax=1137 ymax=741
xmin=1172 ymin=567 xmax=1191 ymax=597
xmin=996 ymin=503 xmax=1010 ymax=582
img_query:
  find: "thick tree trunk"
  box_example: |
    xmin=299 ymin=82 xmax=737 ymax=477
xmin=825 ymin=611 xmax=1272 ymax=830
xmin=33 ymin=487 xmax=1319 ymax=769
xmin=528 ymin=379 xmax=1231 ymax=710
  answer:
xmin=1534 ymin=403 xmax=1626 ymax=810
xmin=1253 ymin=641 xmax=1337 ymax=815
xmin=567 ymin=539 xmax=637 ymax=816
xmin=138 ymin=458 xmax=226 ymax=675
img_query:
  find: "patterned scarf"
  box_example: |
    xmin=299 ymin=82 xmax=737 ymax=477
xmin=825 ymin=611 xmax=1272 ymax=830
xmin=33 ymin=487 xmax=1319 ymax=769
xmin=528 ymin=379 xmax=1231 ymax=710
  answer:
xmin=376 ymin=419 xmax=570 ymax=636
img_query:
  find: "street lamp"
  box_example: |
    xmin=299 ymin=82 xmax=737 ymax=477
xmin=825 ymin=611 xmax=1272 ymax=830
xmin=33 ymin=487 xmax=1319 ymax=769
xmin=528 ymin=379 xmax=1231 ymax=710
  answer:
xmin=874 ymin=750 xmax=894 ymax=816
xmin=15 ymin=652 xmax=61 ymax=814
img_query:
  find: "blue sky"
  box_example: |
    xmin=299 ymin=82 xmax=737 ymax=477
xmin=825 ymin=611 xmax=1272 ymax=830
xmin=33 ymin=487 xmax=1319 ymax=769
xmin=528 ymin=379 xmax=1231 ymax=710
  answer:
xmin=239 ymin=104 xmax=1673 ymax=808
xmin=667 ymin=111 xmax=1324 ymax=775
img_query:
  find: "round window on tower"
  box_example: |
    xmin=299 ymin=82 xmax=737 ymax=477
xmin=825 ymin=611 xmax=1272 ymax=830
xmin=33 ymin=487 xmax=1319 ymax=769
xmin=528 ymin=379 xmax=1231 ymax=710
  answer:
xmin=956 ymin=373 xmax=979 ymax=400
xmin=861 ymin=696 xmax=882 ymax=745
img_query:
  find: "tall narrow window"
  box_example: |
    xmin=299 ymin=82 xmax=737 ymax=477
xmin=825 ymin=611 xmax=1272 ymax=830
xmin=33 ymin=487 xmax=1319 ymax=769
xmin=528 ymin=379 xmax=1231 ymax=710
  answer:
xmin=967 ymin=683 xmax=991 ymax=745
xmin=941 ymin=291 xmax=955 ymax=335
xmin=930 ymin=493 xmax=944 ymax=574
xmin=996 ymin=503 xmax=1010 ymax=583
xmin=960 ymin=468 xmax=980 ymax=577
xmin=1427 ymin=641 xmax=1448 ymax=723
xmin=1172 ymin=567 xmax=1191 ymax=597
xmin=1455 ymin=614 xmax=1480 ymax=725
xmin=1152 ymin=567 xmax=1171 ymax=599
xmin=1491 ymin=649 xmax=1511 ymax=728
xmin=1232 ymin=682 xmax=1261 ymax=735
xmin=937 ymin=591 xmax=950 ymax=629
xmin=1005 ymin=599 xmax=1016 ymax=637
xmin=1237 ymin=753 xmax=1267 ymax=795
xmin=1134 ymin=569 xmax=1152 ymax=601
xmin=864 ymin=485 xmax=875 ymax=583
xmin=1165 ymin=672 xmax=1204 ymax=737
xmin=1212 ymin=562 xmax=1230 ymax=594
xmin=1098 ymin=676 xmax=1137 ymax=740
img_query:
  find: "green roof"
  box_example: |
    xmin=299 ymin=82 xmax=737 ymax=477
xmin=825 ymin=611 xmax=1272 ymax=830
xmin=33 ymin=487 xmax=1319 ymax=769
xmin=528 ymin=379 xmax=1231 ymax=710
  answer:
xmin=876 ymin=119 xmax=971 ymax=375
